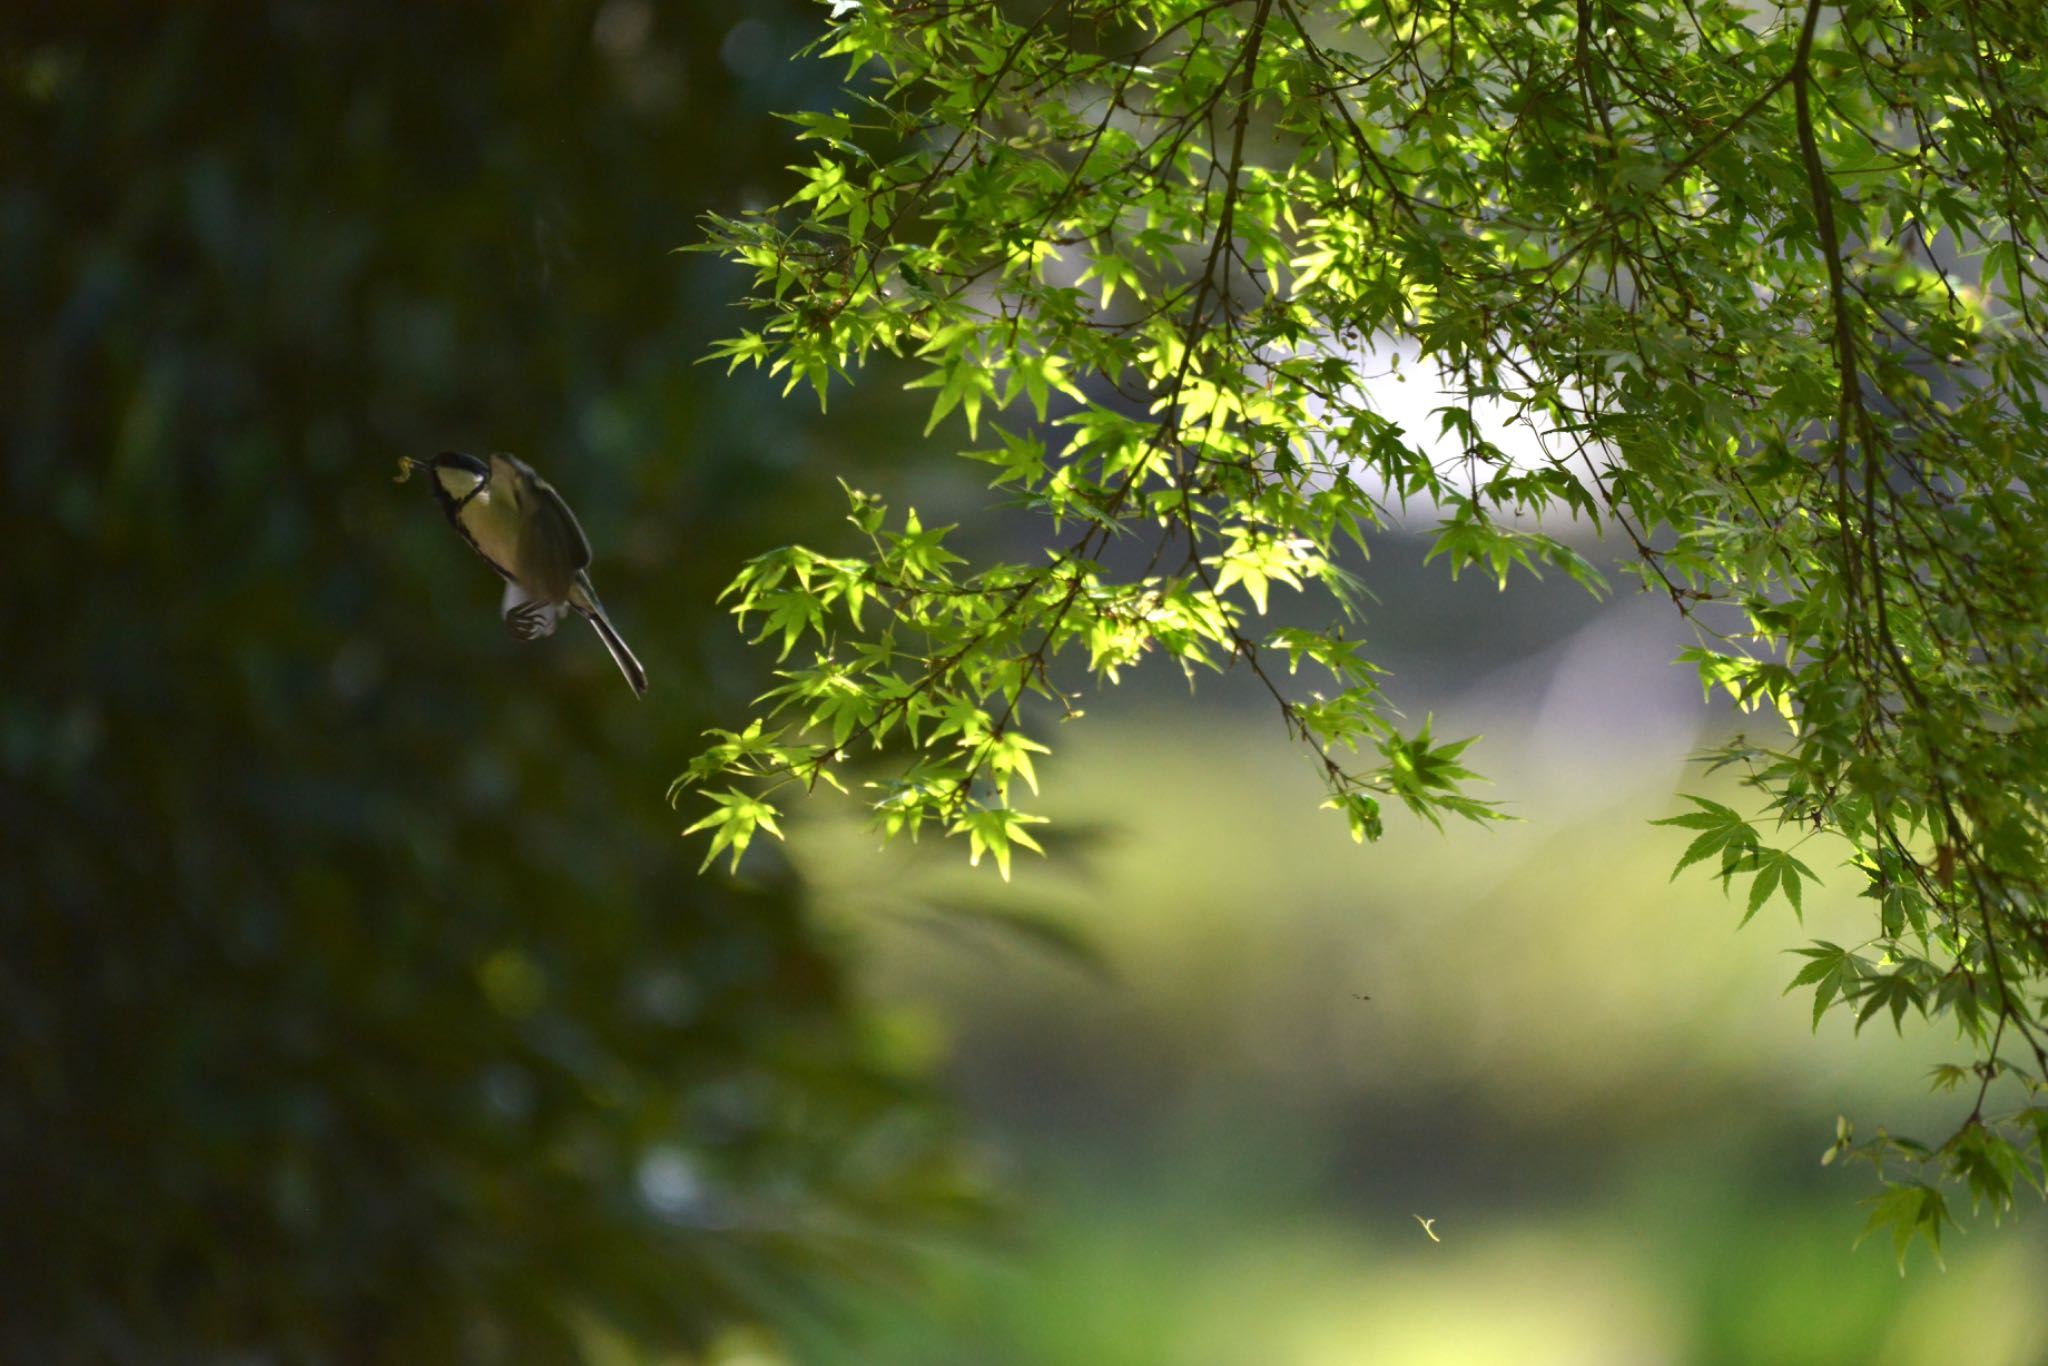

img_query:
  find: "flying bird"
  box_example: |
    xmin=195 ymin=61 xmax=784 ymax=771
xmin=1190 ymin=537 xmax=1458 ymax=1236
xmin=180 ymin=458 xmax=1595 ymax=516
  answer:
xmin=398 ymin=451 xmax=647 ymax=696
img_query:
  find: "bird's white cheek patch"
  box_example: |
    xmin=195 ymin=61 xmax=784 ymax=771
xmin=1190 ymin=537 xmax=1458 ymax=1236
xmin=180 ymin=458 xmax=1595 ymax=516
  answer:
xmin=436 ymin=468 xmax=484 ymax=500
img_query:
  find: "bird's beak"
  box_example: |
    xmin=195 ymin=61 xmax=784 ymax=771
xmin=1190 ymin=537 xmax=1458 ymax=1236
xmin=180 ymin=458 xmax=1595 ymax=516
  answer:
xmin=393 ymin=456 xmax=425 ymax=484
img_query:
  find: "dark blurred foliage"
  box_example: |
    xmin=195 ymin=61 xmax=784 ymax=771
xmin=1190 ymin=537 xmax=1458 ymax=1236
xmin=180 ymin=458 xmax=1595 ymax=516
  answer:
xmin=0 ymin=2 xmax=987 ymax=1360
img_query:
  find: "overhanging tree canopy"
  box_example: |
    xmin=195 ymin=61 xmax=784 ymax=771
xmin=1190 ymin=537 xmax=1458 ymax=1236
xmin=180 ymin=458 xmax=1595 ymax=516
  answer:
xmin=683 ymin=0 xmax=2048 ymax=1258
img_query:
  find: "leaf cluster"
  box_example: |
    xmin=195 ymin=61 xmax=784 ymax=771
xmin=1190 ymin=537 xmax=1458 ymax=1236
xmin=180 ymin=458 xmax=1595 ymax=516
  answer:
xmin=686 ymin=0 xmax=2048 ymax=1243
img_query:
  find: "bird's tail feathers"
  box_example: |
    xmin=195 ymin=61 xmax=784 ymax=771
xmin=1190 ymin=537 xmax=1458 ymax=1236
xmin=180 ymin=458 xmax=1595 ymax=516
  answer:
xmin=571 ymin=579 xmax=648 ymax=697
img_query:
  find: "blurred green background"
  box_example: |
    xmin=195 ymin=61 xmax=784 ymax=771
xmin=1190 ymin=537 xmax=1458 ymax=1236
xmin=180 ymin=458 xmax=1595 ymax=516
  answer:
xmin=3 ymin=3 xmax=2043 ymax=1363
xmin=0 ymin=4 xmax=985 ymax=1361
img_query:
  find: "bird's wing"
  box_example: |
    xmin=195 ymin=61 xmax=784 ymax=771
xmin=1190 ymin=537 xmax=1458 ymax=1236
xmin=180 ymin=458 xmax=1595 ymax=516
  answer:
xmin=508 ymin=457 xmax=593 ymax=572
xmin=502 ymin=580 xmax=567 ymax=640
xmin=503 ymin=478 xmax=590 ymax=603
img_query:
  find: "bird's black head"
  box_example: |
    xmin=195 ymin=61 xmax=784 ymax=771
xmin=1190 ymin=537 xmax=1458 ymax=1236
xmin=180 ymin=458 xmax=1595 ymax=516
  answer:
xmin=431 ymin=450 xmax=488 ymax=480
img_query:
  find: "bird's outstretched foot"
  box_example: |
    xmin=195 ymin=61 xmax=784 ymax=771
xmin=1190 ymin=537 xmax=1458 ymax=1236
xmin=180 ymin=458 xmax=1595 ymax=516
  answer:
xmin=505 ymin=600 xmax=558 ymax=641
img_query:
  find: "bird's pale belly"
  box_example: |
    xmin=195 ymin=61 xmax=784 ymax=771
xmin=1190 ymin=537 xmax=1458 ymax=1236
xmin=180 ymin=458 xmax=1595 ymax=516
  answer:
xmin=463 ymin=493 xmax=525 ymax=573
xmin=464 ymin=490 xmax=579 ymax=599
